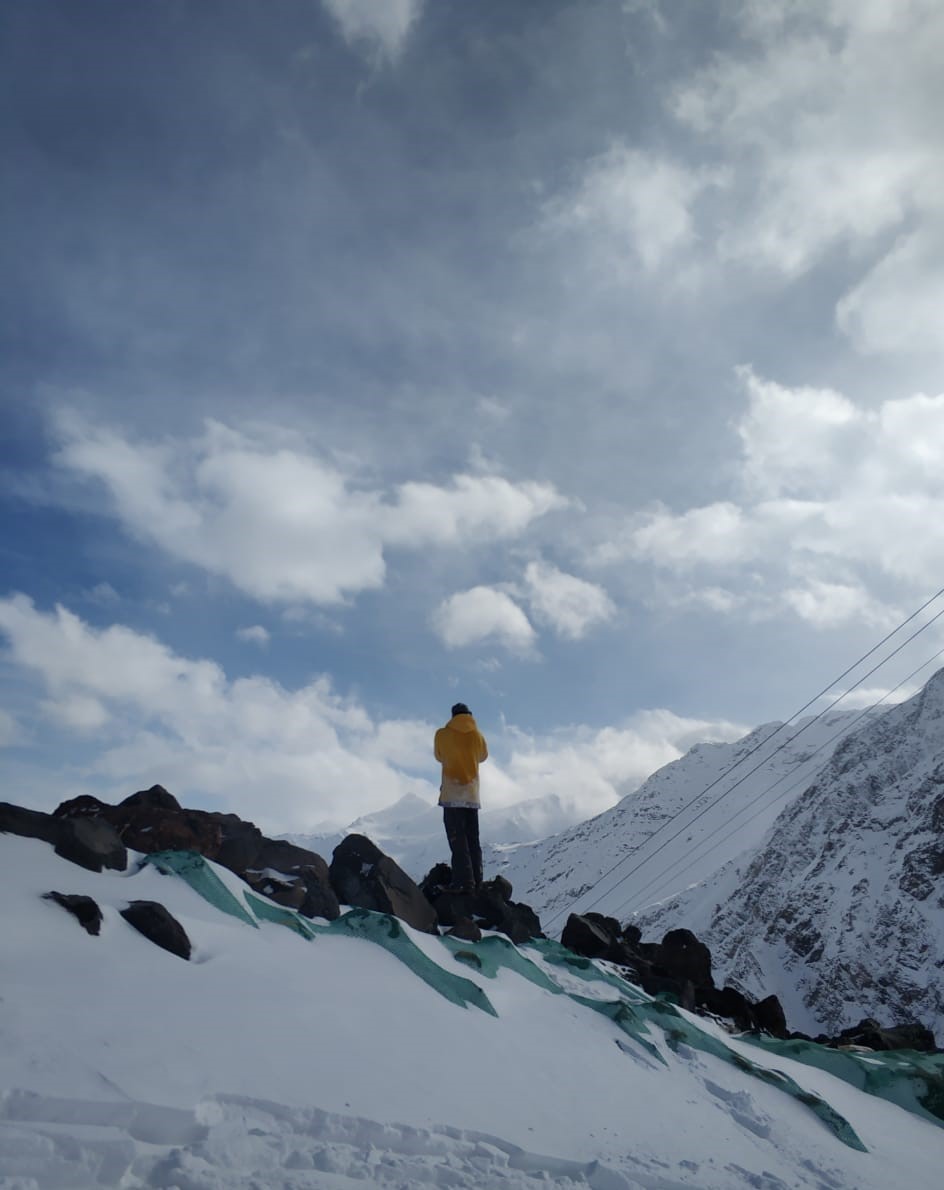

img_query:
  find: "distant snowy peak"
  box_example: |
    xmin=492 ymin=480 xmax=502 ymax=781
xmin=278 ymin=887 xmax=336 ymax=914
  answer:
xmin=499 ymin=706 xmax=879 ymax=932
xmin=682 ymin=666 xmax=944 ymax=1037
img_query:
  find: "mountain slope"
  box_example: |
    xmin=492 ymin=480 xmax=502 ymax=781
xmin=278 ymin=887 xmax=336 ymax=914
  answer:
xmin=495 ymin=708 xmax=875 ymax=931
xmin=637 ymin=668 xmax=944 ymax=1037
xmin=2 ymin=830 xmax=944 ymax=1188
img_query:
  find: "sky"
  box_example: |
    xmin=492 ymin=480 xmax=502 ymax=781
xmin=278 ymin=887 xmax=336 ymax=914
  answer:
xmin=2 ymin=0 xmax=943 ymax=835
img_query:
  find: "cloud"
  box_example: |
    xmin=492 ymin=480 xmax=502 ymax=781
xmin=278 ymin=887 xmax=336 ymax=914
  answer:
xmin=431 ymin=587 xmax=536 ymax=654
xmin=236 ymin=625 xmax=270 ymax=647
xmin=321 ymin=0 xmax=424 ymax=61
xmin=541 ymin=144 xmax=716 ymax=276
xmin=52 ymin=413 xmax=566 ymax=608
xmin=596 ymin=367 xmax=944 ymax=625
xmin=0 ymin=596 xmax=747 ymax=833
xmin=484 ymin=709 xmax=748 ymax=819
xmin=836 ymin=228 xmax=944 ymax=356
xmin=0 ymin=594 xmax=430 ymax=831
xmin=523 ymin=560 xmax=615 ymax=640
xmin=666 ymin=0 xmax=944 ymax=352
xmin=0 ymin=708 xmax=22 ymax=747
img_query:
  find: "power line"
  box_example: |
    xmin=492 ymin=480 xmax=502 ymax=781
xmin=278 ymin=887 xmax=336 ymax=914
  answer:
xmin=608 ymin=644 xmax=944 ymax=922
xmin=542 ymin=585 xmax=944 ymax=935
xmin=552 ymin=598 xmax=944 ymax=930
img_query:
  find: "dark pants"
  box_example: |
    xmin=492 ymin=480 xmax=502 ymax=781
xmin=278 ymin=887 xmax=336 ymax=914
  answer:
xmin=443 ymin=807 xmax=482 ymax=889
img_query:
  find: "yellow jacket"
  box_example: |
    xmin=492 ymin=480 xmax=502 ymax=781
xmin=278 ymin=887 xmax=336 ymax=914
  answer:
xmin=434 ymin=713 xmax=488 ymax=807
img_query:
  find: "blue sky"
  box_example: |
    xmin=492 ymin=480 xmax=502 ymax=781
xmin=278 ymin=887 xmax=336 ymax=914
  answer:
xmin=2 ymin=0 xmax=943 ymax=834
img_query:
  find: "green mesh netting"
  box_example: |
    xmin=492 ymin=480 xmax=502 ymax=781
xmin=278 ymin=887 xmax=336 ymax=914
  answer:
xmin=743 ymin=1033 xmax=944 ymax=1130
xmin=141 ymin=850 xmax=944 ymax=1149
xmin=143 ymin=850 xmax=258 ymax=926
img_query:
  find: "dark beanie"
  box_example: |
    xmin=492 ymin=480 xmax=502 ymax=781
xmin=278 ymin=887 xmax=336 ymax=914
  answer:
xmin=451 ymin=702 xmax=471 ymax=717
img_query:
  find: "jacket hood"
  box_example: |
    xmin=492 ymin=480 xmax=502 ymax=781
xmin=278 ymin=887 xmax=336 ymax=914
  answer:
xmin=447 ymin=713 xmax=478 ymax=733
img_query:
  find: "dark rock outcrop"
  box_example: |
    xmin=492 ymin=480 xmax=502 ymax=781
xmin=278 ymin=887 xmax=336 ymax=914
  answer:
xmin=331 ymin=834 xmax=437 ymax=934
xmin=51 ymin=787 xmax=341 ymax=922
xmin=54 ymin=817 xmax=127 ymax=873
xmin=430 ymin=874 xmax=544 ymax=944
xmin=833 ymin=1017 xmax=937 ymax=1054
xmin=120 ymin=900 xmax=191 ymax=960
xmin=43 ymin=891 xmax=103 ymax=936
xmin=560 ymin=913 xmax=790 ymax=1037
xmin=1 ymin=802 xmax=64 ymax=845
xmin=1 ymin=802 xmax=127 ymax=873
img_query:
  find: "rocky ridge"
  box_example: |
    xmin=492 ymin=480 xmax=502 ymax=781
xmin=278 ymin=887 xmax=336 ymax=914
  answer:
xmin=634 ymin=669 xmax=944 ymax=1038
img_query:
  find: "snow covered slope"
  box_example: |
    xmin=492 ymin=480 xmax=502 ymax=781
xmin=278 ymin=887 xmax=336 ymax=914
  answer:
xmin=2 ymin=831 xmax=944 ymax=1189
xmin=636 ymin=669 xmax=944 ymax=1038
xmin=494 ymin=708 xmax=875 ymax=933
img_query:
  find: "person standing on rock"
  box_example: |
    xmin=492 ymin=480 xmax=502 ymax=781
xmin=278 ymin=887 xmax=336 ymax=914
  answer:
xmin=434 ymin=703 xmax=488 ymax=892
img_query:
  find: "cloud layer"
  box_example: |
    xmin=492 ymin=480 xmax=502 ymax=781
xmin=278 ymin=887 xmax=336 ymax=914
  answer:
xmin=53 ymin=414 xmax=567 ymax=607
xmin=0 ymin=596 xmax=744 ymax=831
xmin=598 ymin=367 xmax=944 ymax=625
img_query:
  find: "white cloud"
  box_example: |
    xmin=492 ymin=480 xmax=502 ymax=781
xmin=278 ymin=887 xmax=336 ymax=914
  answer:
xmin=523 ymin=560 xmax=615 ymax=640
xmin=321 ymin=0 xmax=423 ymax=61
xmin=542 ymin=144 xmax=716 ymax=276
xmin=598 ymin=368 xmax=944 ymax=625
xmin=485 ymin=709 xmax=747 ymax=818
xmin=0 ymin=594 xmax=431 ymax=832
xmin=236 ymin=625 xmax=270 ymax=647
xmin=667 ymin=0 xmax=944 ymax=352
xmin=431 ymin=587 xmax=536 ymax=654
xmin=0 ymin=596 xmax=749 ymax=834
xmin=0 ymin=708 xmax=21 ymax=747
xmin=836 ymin=228 xmax=944 ymax=356
xmin=52 ymin=413 xmax=566 ymax=608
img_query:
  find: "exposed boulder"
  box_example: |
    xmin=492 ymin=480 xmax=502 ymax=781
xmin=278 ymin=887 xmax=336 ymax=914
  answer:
xmin=120 ymin=900 xmax=191 ymax=960
xmin=54 ymin=817 xmax=127 ymax=874
xmin=331 ymin=834 xmax=437 ymax=934
xmin=560 ymin=915 xmax=789 ymax=1036
xmin=834 ymin=1017 xmax=937 ymax=1054
xmin=447 ymin=916 xmax=483 ymax=943
xmin=431 ymin=874 xmax=544 ymax=944
xmin=51 ymin=789 xmax=341 ymax=921
xmin=655 ymin=929 xmax=714 ymax=989
xmin=1 ymin=802 xmax=62 ymax=846
xmin=43 ymin=891 xmax=103 ymax=936
xmin=119 ymin=785 xmax=182 ymax=812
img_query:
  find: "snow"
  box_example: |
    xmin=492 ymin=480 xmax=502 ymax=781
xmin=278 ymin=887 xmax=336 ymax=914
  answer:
xmin=2 ymin=832 xmax=943 ymax=1188
xmin=633 ymin=671 xmax=944 ymax=1036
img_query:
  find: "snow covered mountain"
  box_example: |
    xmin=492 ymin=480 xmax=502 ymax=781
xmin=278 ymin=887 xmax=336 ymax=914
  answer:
xmin=635 ymin=668 xmax=944 ymax=1039
xmin=288 ymin=789 xmax=594 ymax=885
xmin=494 ymin=706 xmax=877 ymax=933
xmin=3 ymin=828 xmax=944 ymax=1189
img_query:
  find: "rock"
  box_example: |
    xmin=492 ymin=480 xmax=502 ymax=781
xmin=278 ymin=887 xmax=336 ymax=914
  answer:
xmin=120 ymin=900 xmax=191 ymax=960
xmin=213 ymin=816 xmax=266 ymax=873
xmin=754 ymin=993 xmax=788 ymax=1038
xmin=561 ymin=914 xmax=613 ymax=960
xmin=252 ymin=839 xmax=339 ymax=921
xmin=53 ymin=794 xmax=110 ymax=819
xmin=54 ymin=817 xmax=127 ymax=873
xmin=696 ymin=985 xmax=758 ymax=1033
xmin=419 ymin=863 xmax=452 ymax=902
xmin=836 ymin=1017 xmax=937 ymax=1053
xmin=113 ymin=806 xmax=223 ymax=857
xmin=490 ymin=874 xmax=513 ymax=902
xmin=43 ymin=891 xmax=103 ymax=936
xmin=330 ymin=834 xmax=437 ymax=934
xmin=655 ymin=929 xmax=714 ymax=988
xmin=447 ymin=916 xmax=483 ymax=942
xmin=119 ymin=784 xmax=182 ymax=812
xmin=0 ymin=802 xmax=62 ymax=846
xmin=434 ymin=880 xmax=543 ymax=944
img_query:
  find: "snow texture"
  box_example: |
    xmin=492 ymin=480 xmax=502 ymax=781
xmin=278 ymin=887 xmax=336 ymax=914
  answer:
xmin=2 ymin=830 xmax=944 ymax=1188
